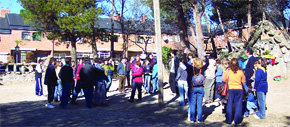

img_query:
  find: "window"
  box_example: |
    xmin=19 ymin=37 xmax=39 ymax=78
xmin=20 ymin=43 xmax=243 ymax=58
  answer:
xmin=101 ymin=35 xmax=109 ymax=42
xmin=76 ymin=37 xmax=83 ymax=43
xmin=98 ymin=51 xmax=110 ymax=58
xmin=54 ymin=53 xmax=66 ymax=58
xmin=175 ymin=35 xmax=180 ymax=42
xmin=32 ymin=32 xmax=41 ymax=41
xmin=145 ymin=37 xmax=153 ymax=44
xmin=111 ymin=35 xmax=118 ymax=42
xmin=137 ymin=36 xmax=145 ymax=43
xmin=22 ymin=32 xmax=31 ymax=40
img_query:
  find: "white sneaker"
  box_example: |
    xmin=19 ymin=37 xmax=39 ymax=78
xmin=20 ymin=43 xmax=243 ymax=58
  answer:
xmin=45 ymin=103 xmax=56 ymax=108
xmin=254 ymin=114 xmax=261 ymax=119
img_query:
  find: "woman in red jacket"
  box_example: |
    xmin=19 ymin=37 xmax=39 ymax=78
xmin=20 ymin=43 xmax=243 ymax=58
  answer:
xmin=128 ymin=61 xmax=144 ymax=102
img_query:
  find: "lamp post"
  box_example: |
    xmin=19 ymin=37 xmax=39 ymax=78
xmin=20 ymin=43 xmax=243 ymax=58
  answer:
xmin=15 ymin=45 xmax=20 ymax=63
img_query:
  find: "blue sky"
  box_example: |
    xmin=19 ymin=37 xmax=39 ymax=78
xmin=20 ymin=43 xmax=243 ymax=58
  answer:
xmin=0 ymin=0 xmax=23 ymax=14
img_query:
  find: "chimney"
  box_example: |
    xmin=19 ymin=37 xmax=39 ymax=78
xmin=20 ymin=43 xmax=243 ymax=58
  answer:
xmin=114 ymin=13 xmax=121 ymax=21
xmin=0 ymin=7 xmax=10 ymax=17
xmin=142 ymin=15 xmax=148 ymax=22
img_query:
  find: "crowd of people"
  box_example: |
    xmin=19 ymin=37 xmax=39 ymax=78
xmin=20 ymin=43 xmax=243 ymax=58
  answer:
xmin=34 ymin=47 xmax=268 ymax=125
xmin=169 ymin=48 xmax=268 ymax=124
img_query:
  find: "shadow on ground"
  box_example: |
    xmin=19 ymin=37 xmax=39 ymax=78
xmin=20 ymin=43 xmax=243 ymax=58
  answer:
xmin=0 ymin=84 xmax=245 ymax=126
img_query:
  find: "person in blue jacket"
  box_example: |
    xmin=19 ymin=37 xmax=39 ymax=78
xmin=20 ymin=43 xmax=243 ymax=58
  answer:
xmin=253 ymin=58 xmax=268 ymax=119
xmin=151 ymin=59 xmax=158 ymax=93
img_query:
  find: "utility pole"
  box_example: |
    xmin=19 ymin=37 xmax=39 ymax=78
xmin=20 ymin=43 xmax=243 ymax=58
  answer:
xmin=110 ymin=0 xmax=115 ymax=58
xmin=153 ymin=0 xmax=164 ymax=107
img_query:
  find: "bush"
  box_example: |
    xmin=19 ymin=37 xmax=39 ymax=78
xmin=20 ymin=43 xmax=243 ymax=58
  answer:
xmin=26 ymin=51 xmax=36 ymax=63
xmin=162 ymin=46 xmax=172 ymax=67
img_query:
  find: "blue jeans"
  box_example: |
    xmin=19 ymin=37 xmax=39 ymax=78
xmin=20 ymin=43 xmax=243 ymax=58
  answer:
xmin=214 ymin=82 xmax=222 ymax=100
xmin=144 ymin=75 xmax=151 ymax=93
xmin=226 ymin=89 xmax=243 ymax=124
xmin=129 ymin=82 xmax=142 ymax=101
xmin=93 ymin=81 xmax=106 ymax=104
xmin=35 ymin=77 xmax=43 ymax=96
xmin=82 ymin=84 xmax=94 ymax=108
xmin=54 ymin=79 xmax=62 ymax=101
xmin=177 ymin=81 xmax=188 ymax=106
xmin=152 ymin=77 xmax=159 ymax=93
xmin=188 ymin=87 xmax=204 ymax=122
xmin=60 ymin=82 xmax=73 ymax=108
xmin=106 ymin=75 xmax=112 ymax=92
xmin=256 ymin=91 xmax=266 ymax=119
xmin=71 ymin=80 xmax=83 ymax=102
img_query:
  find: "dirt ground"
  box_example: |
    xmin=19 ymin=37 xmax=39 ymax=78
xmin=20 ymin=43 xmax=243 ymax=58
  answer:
xmin=0 ymin=73 xmax=290 ymax=126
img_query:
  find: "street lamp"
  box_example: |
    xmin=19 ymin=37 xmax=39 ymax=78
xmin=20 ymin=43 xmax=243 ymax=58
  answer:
xmin=15 ymin=45 xmax=20 ymax=63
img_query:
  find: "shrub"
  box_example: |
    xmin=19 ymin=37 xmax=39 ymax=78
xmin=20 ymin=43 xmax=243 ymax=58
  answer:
xmin=26 ymin=51 xmax=36 ymax=63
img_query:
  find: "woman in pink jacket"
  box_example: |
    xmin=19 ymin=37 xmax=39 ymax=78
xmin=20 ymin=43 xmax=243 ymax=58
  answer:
xmin=128 ymin=61 xmax=143 ymax=102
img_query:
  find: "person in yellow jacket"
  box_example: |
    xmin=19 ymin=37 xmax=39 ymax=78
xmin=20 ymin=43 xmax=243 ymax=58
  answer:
xmin=104 ymin=58 xmax=115 ymax=97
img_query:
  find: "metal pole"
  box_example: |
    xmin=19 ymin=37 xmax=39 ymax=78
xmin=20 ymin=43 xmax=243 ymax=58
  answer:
xmin=153 ymin=0 xmax=164 ymax=107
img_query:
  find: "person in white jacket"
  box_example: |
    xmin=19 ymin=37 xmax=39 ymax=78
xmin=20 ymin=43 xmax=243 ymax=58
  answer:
xmin=35 ymin=60 xmax=44 ymax=96
xmin=203 ymin=57 xmax=216 ymax=103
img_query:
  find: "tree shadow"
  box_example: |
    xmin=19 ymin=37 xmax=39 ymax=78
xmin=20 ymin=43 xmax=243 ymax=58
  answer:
xmin=286 ymin=116 xmax=290 ymax=125
xmin=203 ymin=103 xmax=221 ymax=121
xmin=0 ymin=88 xmax=234 ymax=126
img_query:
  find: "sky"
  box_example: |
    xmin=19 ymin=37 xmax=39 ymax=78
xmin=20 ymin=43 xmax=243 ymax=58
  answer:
xmin=0 ymin=0 xmax=23 ymax=14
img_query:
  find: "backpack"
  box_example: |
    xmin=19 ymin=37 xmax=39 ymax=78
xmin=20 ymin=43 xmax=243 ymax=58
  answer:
xmin=192 ymin=69 xmax=205 ymax=86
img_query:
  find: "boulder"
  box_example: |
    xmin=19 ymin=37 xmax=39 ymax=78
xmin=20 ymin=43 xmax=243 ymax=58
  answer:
xmin=281 ymin=47 xmax=288 ymax=54
xmin=272 ymin=45 xmax=283 ymax=58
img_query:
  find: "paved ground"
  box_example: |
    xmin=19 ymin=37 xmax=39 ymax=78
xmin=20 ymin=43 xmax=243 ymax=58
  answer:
xmin=0 ymin=73 xmax=290 ymax=126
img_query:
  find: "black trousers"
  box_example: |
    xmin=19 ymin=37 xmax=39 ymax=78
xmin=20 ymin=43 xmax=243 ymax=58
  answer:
xmin=47 ymin=84 xmax=56 ymax=103
xmin=169 ymin=72 xmax=178 ymax=94
xmin=130 ymin=82 xmax=142 ymax=100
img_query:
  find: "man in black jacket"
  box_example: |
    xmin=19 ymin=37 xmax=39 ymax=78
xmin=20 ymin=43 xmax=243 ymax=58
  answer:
xmin=245 ymin=48 xmax=256 ymax=87
xmin=44 ymin=57 xmax=57 ymax=108
xmin=59 ymin=58 xmax=74 ymax=108
xmin=79 ymin=59 xmax=96 ymax=108
xmin=169 ymin=50 xmax=179 ymax=95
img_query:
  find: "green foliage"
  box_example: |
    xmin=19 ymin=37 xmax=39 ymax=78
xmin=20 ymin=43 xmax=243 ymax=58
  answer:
xmin=15 ymin=40 xmax=22 ymax=45
xmin=162 ymin=46 xmax=172 ymax=66
xmin=262 ymin=50 xmax=271 ymax=55
xmin=26 ymin=52 xmax=36 ymax=63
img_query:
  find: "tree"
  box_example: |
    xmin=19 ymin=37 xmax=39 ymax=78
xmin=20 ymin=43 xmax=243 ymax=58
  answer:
xmin=19 ymin=0 xmax=103 ymax=63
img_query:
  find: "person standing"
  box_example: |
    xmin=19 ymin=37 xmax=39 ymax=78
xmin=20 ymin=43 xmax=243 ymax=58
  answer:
xmin=245 ymin=48 xmax=256 ymax=87
xmin=71 ymin=58 xmax=85 ymax=104
xmin=79 ymin=59 xmax=96 ymax=108
xmin=203 ymin=56 xmax=216 ymax=104
xmin=58 ymin=58 xmax=74 ymax=109
xmin=223 ymin=58 xmax=245 ymax=125
xmin=54 ymin=61 xmax=62 ymax=102
xmin=188 ymin=58 xmax=205 ymax=123
xmin=128 ymin=61 xmax=143 ymax=102
xmin=175 ymin=59 xmax=188 ymax=106
xmin=117 ymin=58 xmax=128 ymax=93
xmin=93 ymin=59 xmax=109 ymax=106
xmin=143 ymin=59 xmax=152 ymax=94
xmin=215 ymin=60 xmax=223 ymax=101
xmin=254 ymin=58 xmax=268 ymax=119
xmin=103 ymin=58 xmax=115 ymax=97
xmin=151 ymin=59 xmax=158 ymax=93
xmin=35 ymin=59 xmax=44 ymax=96
xmin=169 ymin=50 xmax=179 ymax=95
xmin=44 ymin=57 xmax=58 ymax=108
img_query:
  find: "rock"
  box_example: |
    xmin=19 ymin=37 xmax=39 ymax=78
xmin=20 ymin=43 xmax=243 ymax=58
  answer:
xmin=272 ymin=45 xmax=283 ymax=58
xmin=274 ymin=34 xmax=287 ymax=44
xmin=283 ymin=53 xmax=290 ymax=63
xmin=281 ymin=47 xmax=288 ymax=54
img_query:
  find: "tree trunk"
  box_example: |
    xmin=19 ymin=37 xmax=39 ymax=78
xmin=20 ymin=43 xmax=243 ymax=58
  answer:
xmin=91 ymin=22 xmax=97 ymax=58
xmin=51 ymin=39 xmax=55 ymax=57
xmin=247 ymin=0 xmax=252 ymax=40
xmin=216 ymin=6 xmax=225 ymax=35
xmin=204 ymin=10 xmax=217 ymax=58
xmin=193 ymin=2 xmax=205 ymax=60
xmin=110 ymin=0 xmax=115 ymax=58
xmin=185 ymin=12 xmax=197 ymax=55
xmin=175 ymin=0 xmax=190 ymax=49
xmin=71 ymin=39 xmax=77 ymax=65
xmin=121 ymin=0 xmax=127 ymax=58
